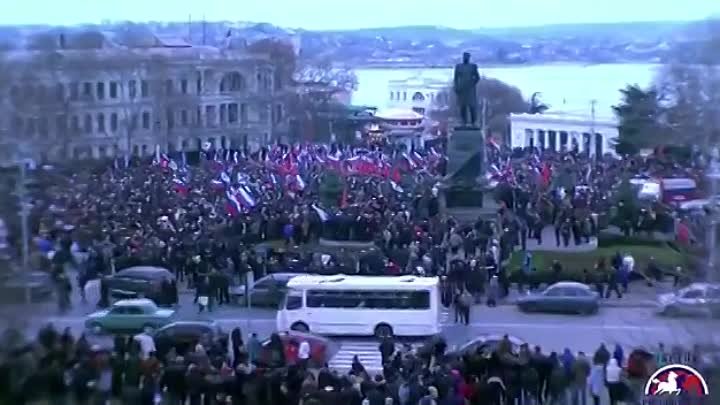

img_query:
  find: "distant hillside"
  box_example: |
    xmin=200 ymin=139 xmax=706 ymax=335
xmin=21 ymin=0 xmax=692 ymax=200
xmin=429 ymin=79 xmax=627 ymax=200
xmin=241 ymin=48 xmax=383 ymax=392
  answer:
xmin=472 ymin=21 xmax=689 ymax=41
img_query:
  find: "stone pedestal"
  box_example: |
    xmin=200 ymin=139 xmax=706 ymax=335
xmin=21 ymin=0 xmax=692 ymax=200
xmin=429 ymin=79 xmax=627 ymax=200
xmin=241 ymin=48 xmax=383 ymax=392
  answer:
xmin=446 ymin=127 xmax=484 ymax=178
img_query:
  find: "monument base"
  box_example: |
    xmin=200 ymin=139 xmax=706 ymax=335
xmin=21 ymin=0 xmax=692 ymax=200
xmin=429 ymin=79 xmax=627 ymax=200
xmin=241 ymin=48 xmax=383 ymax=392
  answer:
xmin=446 ymin=128 xmax=484 ymax=177
xmin=446 ymin=186 xmax=484 ymax=208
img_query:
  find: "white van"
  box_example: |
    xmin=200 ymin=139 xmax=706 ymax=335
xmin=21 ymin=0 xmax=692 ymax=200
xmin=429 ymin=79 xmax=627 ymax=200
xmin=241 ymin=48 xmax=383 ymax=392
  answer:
xmin=276 ymin=275 xmax=441 ymax=338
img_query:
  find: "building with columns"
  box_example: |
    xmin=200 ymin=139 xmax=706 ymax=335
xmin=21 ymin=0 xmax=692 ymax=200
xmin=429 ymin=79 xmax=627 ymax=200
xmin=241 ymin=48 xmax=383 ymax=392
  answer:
xmin=509 ymin=112 xmax=619 ymax=157
xmin=387 ymin=75 xmax=449 ymax=115
xmin=0 ymin=32 xmax=288 ymax=165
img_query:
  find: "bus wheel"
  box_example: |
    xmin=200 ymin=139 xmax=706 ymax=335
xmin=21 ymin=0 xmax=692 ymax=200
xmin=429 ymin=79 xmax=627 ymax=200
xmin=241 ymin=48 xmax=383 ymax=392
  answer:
xmin=291 ymin=322 xmax=309 ymax=332
xmin=374 ymin=324 xmax=393 ymax=338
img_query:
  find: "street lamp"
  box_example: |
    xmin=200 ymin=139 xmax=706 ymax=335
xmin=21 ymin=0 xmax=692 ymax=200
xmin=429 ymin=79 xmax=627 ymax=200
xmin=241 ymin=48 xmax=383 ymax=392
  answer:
xmin=706 ymin=153 xmax=720 ymax=282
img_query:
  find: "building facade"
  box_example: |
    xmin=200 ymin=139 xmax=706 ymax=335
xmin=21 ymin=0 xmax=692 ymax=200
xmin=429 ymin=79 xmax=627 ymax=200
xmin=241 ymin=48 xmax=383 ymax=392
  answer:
xmin=0 ymin=37 xmax=288 ymax=164
xmin=509 ymin=112 xmax=619 ymax=157
xmin=387 ymin=76 xmax=449 ymax=115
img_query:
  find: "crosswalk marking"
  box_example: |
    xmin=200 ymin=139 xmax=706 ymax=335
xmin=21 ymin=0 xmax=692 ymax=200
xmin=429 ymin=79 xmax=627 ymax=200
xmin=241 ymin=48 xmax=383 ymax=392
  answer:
xmin=329 ymin=340 xmax=426 ymax=372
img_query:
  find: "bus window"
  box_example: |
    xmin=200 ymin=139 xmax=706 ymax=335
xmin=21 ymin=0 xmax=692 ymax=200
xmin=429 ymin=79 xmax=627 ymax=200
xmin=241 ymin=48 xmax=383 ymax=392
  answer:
xmin=305 ymin=289 xmax=430 ymax=310
xmin=285 ymin=294 xmax=302 ymax=310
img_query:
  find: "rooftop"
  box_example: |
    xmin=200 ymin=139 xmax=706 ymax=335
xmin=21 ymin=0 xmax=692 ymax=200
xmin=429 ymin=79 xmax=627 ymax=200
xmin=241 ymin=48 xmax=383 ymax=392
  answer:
xmin=287 ymin=275 xmax=438 ymax=289
xmin=389 ymin=74 xmax=448 ymax=89
xmin=375 ymin=108 xmax=424 ymax=121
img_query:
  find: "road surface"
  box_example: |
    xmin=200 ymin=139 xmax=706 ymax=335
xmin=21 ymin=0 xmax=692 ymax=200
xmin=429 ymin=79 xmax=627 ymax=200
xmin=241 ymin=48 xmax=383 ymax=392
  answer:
xmin=4 ymin=287 xmax=718 ymax=372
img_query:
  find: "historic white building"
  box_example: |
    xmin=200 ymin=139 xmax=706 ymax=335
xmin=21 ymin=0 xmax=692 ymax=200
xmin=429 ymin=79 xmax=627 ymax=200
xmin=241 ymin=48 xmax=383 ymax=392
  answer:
xmin=0 ymin=32 xmax=288 ymax=164
xmin=387 ymin=75 xmax=449 ymax=115
xmin=509 ymin=112 xmax=619 ymax=157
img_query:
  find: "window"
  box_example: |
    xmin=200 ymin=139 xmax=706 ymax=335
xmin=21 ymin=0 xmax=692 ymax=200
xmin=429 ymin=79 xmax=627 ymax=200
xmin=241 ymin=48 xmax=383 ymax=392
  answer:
xmin=228 ymin=103 xmax=238 ymax=123
xmin=109 ymin=82 xmax=118 ymax=98
xmin=390 ymin=92 xmax=394 ymax=101
xmin=71 ymin=116 xmax=80 ymax=132
xmin=680 ymin=289 xmax=703 ymax=299
xmin=83 ymin=82 xmax=93 ymax=98
xmin=274 ymin=104 xmax=283 ymax=124
xmin=306 ymin=290 xmax=430 ymax=309
xmin=141 ymin=80 xmax=149 ymax=97
xmin=205 ymin=105 xmax=217 ymax=127
xmin=110 ymin=113 xmax=118 ymax=131
xmin=285 ymin=294 xmax=302 ymax=310
xmin=166 ymin=109 xmax=174 ymax=129
xmin=109 ymin=307 xmax=127 ymax=315
xmin=38 ymin=117 xmax=48 ymax=137
xmin=707 ymin=288 xmax=720 ymax=299
xmin=96 ymin=82 xmax=105 ymax=100
xmin=403 ymin=91 xmax=407 ymax=101
xmin=259 ymin=105 xmax=269 ymax=124
xmin=97 ymin=114 xmax=105 ymax=132
xmin=181 ymin=110 xmax=188 ymax=126
xmin=196 ymin=77 xmax=202 ymax=94
xmin=55 ymin=83 xmax=65 ymax=101
xmin=544 ymin=287 xmax=568 ymax=297
xmin=142 ymin=112 xmax=150 ymax=129
xmin=128 ymin=80 xmax=137 ymax=98
xmin=69 ymin=82 xmax=79 ymax=100
xmin=165 ymin=79 xmax=173 ymax=95
xmin=130 ymin=114 xmax=138 ymax=130
xmin=126 ymin=307 xmax=145 ymax=315
xmin=83 ymin=114 xmax=92 ymax=133
xmin=219 ymin=104 xmax=227 ymax=125
xmin=55 ymin=115 xmax=67 ymax=136
xmin=99 ymin=146 xmax=106 ymax=157
xmin=181 ymin=79 xmax=188 ymax=94
xmin=240 ymin=103 xmax=248 ymax=122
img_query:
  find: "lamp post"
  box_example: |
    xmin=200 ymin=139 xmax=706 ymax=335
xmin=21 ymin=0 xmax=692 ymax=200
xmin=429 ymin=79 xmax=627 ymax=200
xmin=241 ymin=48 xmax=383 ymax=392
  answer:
xmin=707 ymin=154 xmax=720 ymax=282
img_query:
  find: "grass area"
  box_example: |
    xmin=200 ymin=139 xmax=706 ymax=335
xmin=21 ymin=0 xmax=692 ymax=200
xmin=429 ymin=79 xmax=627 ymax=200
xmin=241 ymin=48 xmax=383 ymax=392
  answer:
xmin=507 ymin=243 xmax=690 ymax=280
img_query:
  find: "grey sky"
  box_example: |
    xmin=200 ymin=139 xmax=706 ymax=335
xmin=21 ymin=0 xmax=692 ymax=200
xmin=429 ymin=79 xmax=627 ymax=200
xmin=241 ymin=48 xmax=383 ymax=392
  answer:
xmin=1 ymin=0 xmax=718 ymax=29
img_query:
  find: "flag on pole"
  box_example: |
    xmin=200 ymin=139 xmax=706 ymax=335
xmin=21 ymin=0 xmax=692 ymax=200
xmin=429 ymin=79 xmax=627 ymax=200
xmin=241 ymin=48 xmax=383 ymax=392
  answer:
xmin=311 ymin=204 xmax=329 ymax=222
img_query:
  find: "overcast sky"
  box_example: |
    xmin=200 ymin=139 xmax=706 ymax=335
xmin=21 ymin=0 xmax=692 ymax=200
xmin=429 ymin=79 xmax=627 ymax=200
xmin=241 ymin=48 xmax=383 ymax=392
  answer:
xmin=1 ymin=0 xmax=718 ymax=29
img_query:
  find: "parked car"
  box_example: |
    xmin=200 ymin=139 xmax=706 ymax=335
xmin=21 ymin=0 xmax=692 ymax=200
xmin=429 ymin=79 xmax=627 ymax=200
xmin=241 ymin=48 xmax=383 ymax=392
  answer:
xmin=517 ymin=281 xmax=600 ymax=315
xmin=153 ymin=321 xmax=228 ymax=358
xmin=104 ymin=266 xmax=174 ymax=303
xmin=231 ymin=273 xmax=298 ymax=307
xmin=258 ymin=331 xmax=339 ymax=368
xmin=85 ymin=298 xmax=175 ymax=334
xmin=657 ymin=282 xmax=720 ymax=318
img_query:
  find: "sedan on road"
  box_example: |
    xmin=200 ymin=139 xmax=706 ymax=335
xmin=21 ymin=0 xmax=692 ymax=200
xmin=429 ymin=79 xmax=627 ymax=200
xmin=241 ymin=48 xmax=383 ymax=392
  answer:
xmin=517 ymin=281 xmax=600 ymax=315
xmin=85 ymin=298 xmax=175 ymax=334
xmin=657 ymin=282 xmax=720 ymax=318
xmin=153 ymin=321 xmax=228 ymax=358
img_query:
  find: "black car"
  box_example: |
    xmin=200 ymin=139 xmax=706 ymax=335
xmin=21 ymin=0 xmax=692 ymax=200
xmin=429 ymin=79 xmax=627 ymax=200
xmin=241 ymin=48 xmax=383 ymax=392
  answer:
xmin=440 ymin=334 xmax=526 ymax=361
xmin=153 ymin=321 xmax=228 ymax=358
xmin=104 ymin=266 xmax=174 ymax=303
xmin=231 ymin=273 xmax=298 ymax=307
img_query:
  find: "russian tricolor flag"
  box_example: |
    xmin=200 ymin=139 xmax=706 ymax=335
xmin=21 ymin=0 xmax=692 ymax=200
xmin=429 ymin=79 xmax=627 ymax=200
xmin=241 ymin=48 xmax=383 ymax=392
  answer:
xmin=237 ymin=187 xmax=256 ymax=208
xmin=225 ymin=190 xmax=243 ymax=216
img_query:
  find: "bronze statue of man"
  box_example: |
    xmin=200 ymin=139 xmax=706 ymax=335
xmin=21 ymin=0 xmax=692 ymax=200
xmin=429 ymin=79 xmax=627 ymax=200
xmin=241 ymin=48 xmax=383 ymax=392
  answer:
xmin=453 ymin=52 xmax=480 ymax=128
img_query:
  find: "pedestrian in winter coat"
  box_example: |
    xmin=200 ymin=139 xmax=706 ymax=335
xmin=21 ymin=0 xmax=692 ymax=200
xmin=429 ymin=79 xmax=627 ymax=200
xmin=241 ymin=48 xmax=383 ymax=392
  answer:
xmin=613 ymin=344 xmax=624 ymax=365
xmin=588 ymin=363 xmax=605 ymax=405
xmin=487 ymin=275 xmax=499 ymax=307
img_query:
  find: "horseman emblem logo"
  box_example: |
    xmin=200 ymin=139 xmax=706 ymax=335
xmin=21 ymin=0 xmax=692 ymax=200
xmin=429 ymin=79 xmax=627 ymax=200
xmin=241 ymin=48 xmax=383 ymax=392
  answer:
xmin=644 ymin=364 xmax=709 ymax=404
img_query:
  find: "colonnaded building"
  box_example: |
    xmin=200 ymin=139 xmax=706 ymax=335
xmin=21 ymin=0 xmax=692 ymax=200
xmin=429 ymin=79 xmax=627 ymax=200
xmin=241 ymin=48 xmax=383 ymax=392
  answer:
xmin=0 ymin=31 xmax=289 ymax=165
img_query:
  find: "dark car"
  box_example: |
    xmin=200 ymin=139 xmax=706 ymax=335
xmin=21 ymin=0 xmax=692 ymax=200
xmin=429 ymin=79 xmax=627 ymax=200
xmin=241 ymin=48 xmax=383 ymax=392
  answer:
xmin=258 ymin=331 xmax=339 ymax=368
xmin=439 ymin=334 xmax=526 ymax=361
xmin=231 ymin=273 xmax=298 ymax=307
xmin=153 ymin=321 xmax=228 ymax=358
xmin=517 ymin=281 xmax=600 ymax=315
xmin=104 ymin=266 xmax=174 ymax=303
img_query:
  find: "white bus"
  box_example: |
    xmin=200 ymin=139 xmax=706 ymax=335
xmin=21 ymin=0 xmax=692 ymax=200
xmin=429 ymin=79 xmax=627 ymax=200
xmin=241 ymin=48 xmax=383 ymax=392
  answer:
xmin=276 ymin=275 xmax=441 ymax=338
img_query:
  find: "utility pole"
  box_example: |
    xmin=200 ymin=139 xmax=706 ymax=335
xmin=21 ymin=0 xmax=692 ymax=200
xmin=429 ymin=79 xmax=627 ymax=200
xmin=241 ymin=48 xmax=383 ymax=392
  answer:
xmin=14 ymin=161 xmax=30 ymax=270
xmin=187 ymin=14 xmax=192 ymax=43
xmin=589 ymin=99 xmax=597 ymax=160
xmin=707 ymin=152 xmax=720 ymax=282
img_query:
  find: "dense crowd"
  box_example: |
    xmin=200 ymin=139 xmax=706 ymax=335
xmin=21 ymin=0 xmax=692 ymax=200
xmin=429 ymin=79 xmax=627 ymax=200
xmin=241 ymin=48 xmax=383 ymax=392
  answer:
xmin=1 ymin=322 xmax=687 ymax=405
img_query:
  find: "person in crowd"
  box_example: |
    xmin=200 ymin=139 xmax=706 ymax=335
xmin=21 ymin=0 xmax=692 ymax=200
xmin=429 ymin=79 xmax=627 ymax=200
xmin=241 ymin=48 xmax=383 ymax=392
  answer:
xmin=605 ymin=358 xmax=624 ymax=405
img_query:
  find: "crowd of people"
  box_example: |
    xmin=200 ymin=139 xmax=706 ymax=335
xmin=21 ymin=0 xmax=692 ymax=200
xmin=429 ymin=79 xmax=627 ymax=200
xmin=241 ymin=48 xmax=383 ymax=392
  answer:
xmin=1 ymin=140 xmax=714 ymax=405
xmin=2 ymin=322 xmax=695 ymax=405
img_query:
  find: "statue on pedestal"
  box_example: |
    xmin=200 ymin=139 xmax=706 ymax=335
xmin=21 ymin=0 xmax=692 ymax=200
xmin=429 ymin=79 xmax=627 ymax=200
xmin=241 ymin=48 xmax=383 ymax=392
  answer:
xmin=453 ymin=52 xmax=480 ymax=128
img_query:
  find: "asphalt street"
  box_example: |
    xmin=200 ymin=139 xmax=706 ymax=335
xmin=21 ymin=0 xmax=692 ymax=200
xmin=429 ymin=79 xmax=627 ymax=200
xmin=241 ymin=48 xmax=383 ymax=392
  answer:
xmin=4 ymin=286 xmax=718 ymax=372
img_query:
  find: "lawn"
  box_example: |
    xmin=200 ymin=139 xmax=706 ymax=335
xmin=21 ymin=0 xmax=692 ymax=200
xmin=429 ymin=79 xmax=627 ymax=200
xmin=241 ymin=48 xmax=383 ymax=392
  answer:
xmin=507 ymin=243 xmax=690 ymax=282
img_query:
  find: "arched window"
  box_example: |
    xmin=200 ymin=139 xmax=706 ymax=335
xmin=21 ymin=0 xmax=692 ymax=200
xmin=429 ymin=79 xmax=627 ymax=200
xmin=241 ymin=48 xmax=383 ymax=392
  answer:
xmin=220 ymin=72 xmax=246 ymax=92
xmin=412 ymin=92 xmax=425 ymax=101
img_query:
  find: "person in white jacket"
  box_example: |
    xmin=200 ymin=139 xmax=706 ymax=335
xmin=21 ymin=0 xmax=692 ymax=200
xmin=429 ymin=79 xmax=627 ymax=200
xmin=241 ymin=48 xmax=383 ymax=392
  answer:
xmin=588 ymin=363 xmax=605 ymax=405
xmin=605 ymin=358 xmax=624 ymax=405
xmin=298 ymin=340 xmax=311 ymax=369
